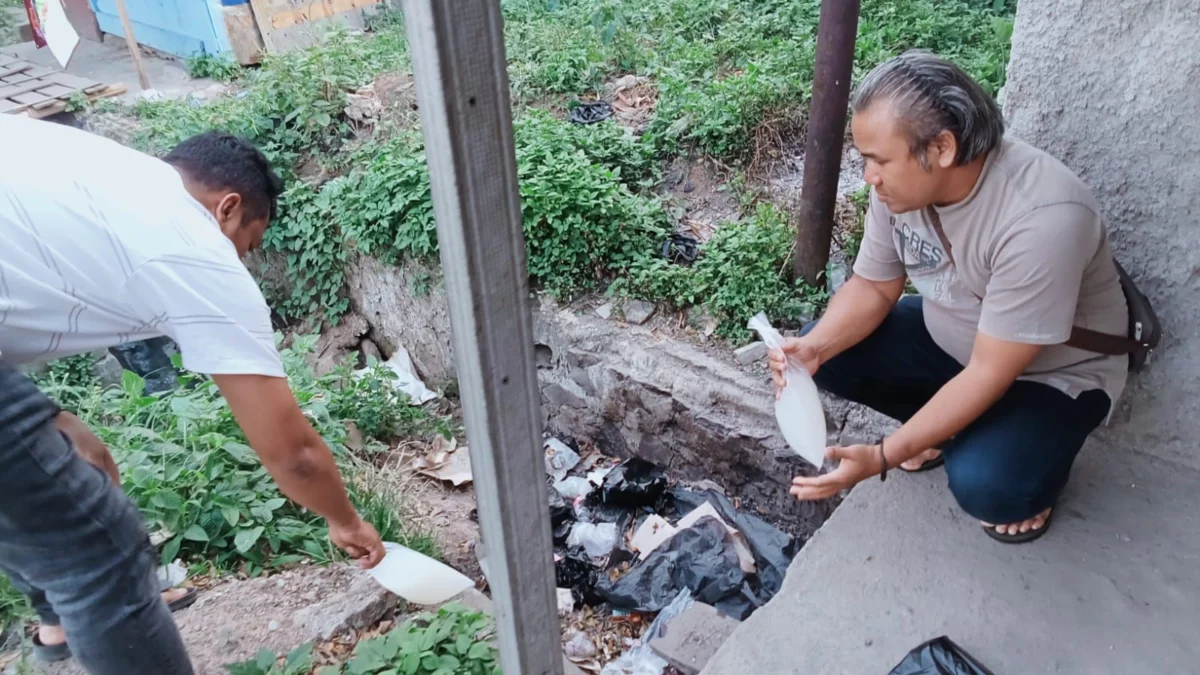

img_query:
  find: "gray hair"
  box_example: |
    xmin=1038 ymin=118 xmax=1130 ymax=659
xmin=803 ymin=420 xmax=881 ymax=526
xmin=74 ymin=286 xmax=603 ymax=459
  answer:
xmin=853 ymin=50 xmax=1004 ymax=168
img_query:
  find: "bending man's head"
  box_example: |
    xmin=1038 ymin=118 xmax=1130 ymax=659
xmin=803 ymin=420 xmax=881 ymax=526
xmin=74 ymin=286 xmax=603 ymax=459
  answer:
xmin=851 ymin=50 xmax=1004 ymax=213
xmin=165 ymin=132 xmax=283 ymax=257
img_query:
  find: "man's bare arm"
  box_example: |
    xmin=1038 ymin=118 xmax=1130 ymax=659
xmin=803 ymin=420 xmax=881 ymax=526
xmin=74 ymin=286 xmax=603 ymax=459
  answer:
xmin=769 ymin=275 xmax=907 ymax=387
xmin=805 ymin=275 xmax=908 ymax=362
xmin=214 ymin=373 xmax=384 ymax=567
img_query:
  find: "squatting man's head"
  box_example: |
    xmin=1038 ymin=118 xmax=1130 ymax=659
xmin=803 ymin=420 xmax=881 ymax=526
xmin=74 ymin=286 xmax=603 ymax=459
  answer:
xmin=851 ymin=50 xmax=1005 ymax=214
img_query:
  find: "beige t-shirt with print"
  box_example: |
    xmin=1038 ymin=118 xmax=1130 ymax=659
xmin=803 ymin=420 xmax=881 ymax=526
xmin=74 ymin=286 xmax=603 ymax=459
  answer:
xmin=853 ymin=137 xmax=1128 ymax=406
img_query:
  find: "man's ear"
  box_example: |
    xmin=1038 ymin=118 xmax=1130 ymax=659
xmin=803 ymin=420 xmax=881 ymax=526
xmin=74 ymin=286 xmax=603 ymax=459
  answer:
xmin=933 ymin=130 xmax=958 ymax=169
xmin=216 ymin=192 xmax=243 ymax=226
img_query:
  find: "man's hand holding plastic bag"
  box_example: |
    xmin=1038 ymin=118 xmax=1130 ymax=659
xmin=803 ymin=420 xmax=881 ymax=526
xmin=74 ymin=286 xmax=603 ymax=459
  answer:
xmin=767 ymin=337 xmax=822 ymax=398
xmin=789 ymin=444 xmax=883 ymax=500
xmin=764 ymin=331 xmax=884 ymax=501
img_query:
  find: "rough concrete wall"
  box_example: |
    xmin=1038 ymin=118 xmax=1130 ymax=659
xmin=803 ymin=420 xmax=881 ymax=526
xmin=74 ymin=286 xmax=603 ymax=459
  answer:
xmin=345 ymin=255 xmax=457 ymax=386
xmin=1004 ymin=0 xmax=1200 ymax=470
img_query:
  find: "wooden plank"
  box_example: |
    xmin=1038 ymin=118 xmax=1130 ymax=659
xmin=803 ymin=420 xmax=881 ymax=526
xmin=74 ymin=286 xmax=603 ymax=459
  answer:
xmin=43 ymin=71 xmax=102 ymax=89
xmin=35 ymin=84 xmax=76 ymax=99
xmin=0 ymin=80 xmax=56 ymax=100
xmin=113 ymin=0 xmax=151 ymax=90
xmin=0 ymin=63 xmax=35 ymax=79
xmin=250 ymin=0 xmax=379 ymax=54
xmin=271 ymin=0 xmax=382 ymax=29
xmin=22 ymin=67 xmax=55 ymax=79
xmin=11 ymin=91 xmax=56 ymax=106
xmin=401 ymin=2 xmax=563 ymax=674
xmin=0 ymin=99 xmax=20 ymax=114
xmin=17 ymin=84 xmax=125 ymax=119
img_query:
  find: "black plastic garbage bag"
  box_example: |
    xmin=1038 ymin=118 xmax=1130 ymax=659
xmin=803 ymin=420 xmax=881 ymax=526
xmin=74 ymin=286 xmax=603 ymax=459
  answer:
xmin=661 ymin=232 xmax=700 ymax=265
xmin=108 ymin=336 xmax=180 ymax=395
xmin=548 ymin=486 xmax=575 ymax=545
xmin=556 ymin=548 xmax=602 ymax=606
xmin=888 ymin=637 xmax=994 ymax=675
xmin=661 ymin=487 xmax=800 ymax=604
xmin=594 ymin=517 xmax=760 ymax=620
xmin=600 ymin=458 xmax=668 ymax=507
xmin=568 ymin=101 xmax=613 ymax=124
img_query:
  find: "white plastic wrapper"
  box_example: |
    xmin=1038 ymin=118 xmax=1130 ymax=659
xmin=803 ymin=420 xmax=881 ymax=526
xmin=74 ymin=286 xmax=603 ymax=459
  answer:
xmin=567 ymin=522 xmax=620 ymax=560
xmin=748 ymin=312 xmax=827 ymax=468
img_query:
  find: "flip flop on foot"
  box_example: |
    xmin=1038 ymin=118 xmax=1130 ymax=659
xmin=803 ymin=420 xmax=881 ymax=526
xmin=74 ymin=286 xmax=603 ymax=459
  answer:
xmin=32 ymin=632 xmax=71 ymax=663
xmin=899 ymin=448 xmax=944 ymax=473
xmin=165 ymin=586 xmax=199 ymax=613
xmin=982 ymin=507 xmax=1054 ymax=544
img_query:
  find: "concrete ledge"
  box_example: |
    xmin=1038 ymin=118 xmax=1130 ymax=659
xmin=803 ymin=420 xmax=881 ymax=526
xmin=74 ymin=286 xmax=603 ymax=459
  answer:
xmin=701 ymin=448 xmax=1200 ymax=674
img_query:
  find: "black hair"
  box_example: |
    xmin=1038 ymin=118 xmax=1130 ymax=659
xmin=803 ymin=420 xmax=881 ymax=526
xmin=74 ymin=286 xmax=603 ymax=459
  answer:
xmin=163 ymin=132 xmax=284 ymax=223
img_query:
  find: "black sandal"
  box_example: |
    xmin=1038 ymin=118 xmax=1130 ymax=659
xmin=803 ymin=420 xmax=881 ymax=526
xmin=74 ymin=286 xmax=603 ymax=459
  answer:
xmin=982 ymin=508 xmax=1055 ymax=544
xmin=32 ymin=633 xmax=71 ymax=663
xmin=167 ymin=587 xmax=199 ymax=612
xmin=898 ymin=453 xmax=945 ymax=473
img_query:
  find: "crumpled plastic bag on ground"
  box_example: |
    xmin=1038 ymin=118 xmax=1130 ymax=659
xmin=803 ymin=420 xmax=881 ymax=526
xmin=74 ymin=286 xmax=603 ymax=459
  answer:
xmin=567 ymin=522 xmax=620 ymax=560
xmin=545 ymin=438 xmax=582 ymax=482
xmin=369 ymin=348 xmax=437 ymax=405
xmin=109 ymin=336 xmax=180 ymax=394
xmin=569 ymin=100 xmax=613 ymax=124
xmin=595 ymin=517 xmax=759 ymax=620
xmin=600 ymin=458 xmax=668 ymax=507
xmin=662 ymin=487 xmax=799 ymax=608
xmin=600 ymin=589 xmax=694 ymax=675
xmin=888 ymin=636 xmax=995 ymax=675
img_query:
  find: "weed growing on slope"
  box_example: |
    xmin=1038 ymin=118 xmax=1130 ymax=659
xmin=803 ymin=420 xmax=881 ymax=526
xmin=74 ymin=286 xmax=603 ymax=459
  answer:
xmin=617 ymin=203 xmax=827 ymax=339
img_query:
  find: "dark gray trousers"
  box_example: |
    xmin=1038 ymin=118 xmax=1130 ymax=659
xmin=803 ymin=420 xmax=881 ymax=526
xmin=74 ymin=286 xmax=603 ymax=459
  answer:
xmin=0 ymin=362 xmax=193 ymax=674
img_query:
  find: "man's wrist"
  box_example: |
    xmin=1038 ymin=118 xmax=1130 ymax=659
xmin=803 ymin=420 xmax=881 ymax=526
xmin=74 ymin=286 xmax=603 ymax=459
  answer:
xmin=327 ymin=509 xmax=363 ymax=531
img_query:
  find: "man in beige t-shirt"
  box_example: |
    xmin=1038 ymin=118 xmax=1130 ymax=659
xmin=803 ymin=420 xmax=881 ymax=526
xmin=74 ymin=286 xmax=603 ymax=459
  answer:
xmin=769 ymin=51 xmax=1129 ymax=543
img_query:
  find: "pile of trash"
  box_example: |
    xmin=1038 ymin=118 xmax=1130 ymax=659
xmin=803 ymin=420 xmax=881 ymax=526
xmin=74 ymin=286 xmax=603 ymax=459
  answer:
xmin=543 ymin=438 xmax=800 ymax=672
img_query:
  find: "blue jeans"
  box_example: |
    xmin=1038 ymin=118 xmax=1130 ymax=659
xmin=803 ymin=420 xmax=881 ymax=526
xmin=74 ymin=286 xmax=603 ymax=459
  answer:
xmin=0 ymin=364 xmax=193 ymax=674
xmin=806 ymin=296 xmax=1111 ymax=524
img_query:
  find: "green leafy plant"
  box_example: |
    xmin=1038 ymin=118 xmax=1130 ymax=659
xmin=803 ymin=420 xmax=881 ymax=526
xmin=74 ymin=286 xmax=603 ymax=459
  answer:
xmin=342 ymin=603 xmax=499 ymax=675
xmin=226 ymin=643 xmax=314 ymax=675
xmin=0 ymin=574 xmax=31 ymax=636
xmin=514 ymin=111 xmax=668 ymax=297
xmin=187 ymin=53 xmax=242 ymax=82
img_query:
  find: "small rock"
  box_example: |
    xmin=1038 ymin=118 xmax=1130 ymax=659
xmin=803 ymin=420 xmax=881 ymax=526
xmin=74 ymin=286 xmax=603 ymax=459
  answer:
xmin=292 ymin=568 xmax=401 ymax=640
xmin=136 ymin=88 xmax=165 ymax=102
xmin=564 ymin=630 xmax=595 ymax=660
xmin=268 ymin=620 xmax=280 ymax=631
xmin=360 ymin=338 xmax=383 ymax=363
xmin=623 ymin=300 xmax=657 ymax=325
xmin=733 ymin=341 xmax=768 ymax=366
xmin=275 ymin=578 xmax=286 ymax=589
xmin=92 ymin=352 xmax=125 ymax=388
xmin=595 ymin=302 xmax=614 ymax=320
xmin=217 ymin=627 xmax=237 ymax=649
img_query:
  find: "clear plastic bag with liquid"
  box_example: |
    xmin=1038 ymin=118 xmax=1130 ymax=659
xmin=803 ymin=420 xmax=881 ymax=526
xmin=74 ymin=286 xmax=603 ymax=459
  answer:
xmin=747 ymin=312 xmax=827 ymax=468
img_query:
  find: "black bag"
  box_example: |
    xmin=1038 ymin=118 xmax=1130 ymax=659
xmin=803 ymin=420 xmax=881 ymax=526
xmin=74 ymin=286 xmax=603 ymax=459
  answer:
xmin=1065 ymin=260 xmax=1162 ymax=372
xmin=888 ymin=636 xmax=994 ymax=675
